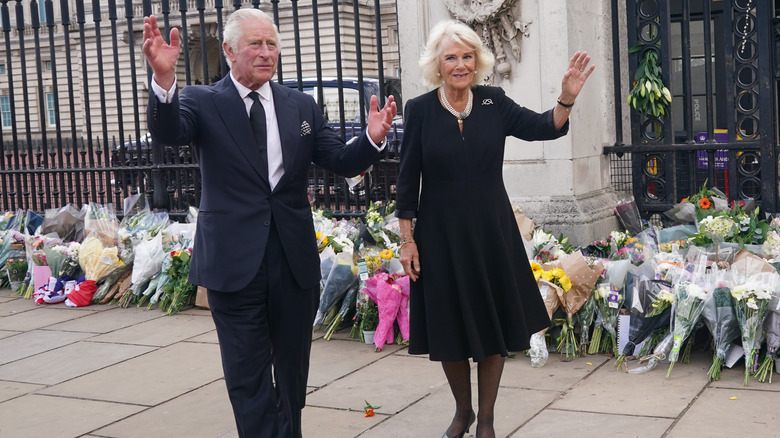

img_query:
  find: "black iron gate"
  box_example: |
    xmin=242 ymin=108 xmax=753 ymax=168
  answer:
xmin=0 ymin=0 xmax=400 ymax=220
xmin=605 ymin=0 xmax=779 ymax=223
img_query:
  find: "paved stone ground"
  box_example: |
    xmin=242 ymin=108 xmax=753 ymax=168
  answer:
xmin=0 ymin=286 xmax=778 ymax=437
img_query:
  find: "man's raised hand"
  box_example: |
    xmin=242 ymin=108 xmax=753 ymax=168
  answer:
xmin=366 ymin=95 xmax=397 ymax=146
xmin=142 ymin=15 xmax=181 ymax=90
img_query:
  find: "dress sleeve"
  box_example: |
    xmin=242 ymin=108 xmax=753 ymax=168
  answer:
xmin=497 ymin=88 xmax=569 ymax=141
xmin=395 ymin=98 xmax=423 ymax=219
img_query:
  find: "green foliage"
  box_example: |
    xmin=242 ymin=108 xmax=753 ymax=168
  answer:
xmin=360 ymin=300 xmax=379 ymax=331
xmin=627 ymin=44 xmax=672 ymax=118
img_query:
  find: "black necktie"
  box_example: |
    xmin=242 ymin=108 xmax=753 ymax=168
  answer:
xmin=248 ymin=91 xmax=268 ymax=177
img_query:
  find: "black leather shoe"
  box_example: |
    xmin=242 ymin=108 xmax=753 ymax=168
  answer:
xmin=442 ymin=410 xmax=476 ymax=438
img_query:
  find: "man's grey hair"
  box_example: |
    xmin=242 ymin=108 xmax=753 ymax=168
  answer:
xmin=223 ymin=8 xmax=282 ymax=69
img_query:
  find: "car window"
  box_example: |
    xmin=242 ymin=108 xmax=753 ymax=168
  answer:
xmin=299 ymin=87 xmax=362 ymax=123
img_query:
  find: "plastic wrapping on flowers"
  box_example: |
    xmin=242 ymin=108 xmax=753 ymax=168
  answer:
xmin=756 ymin=293 xmax=780 ymax=382
xmin=314 ymin=250 xmax=358 ymax=327
xmin=628 ymin=332 xmax=674 ymax=374
xmin=68 ymin=236 xmax=123 ymax=307
xmin=701 ymin=271 xmax=740 ymax=381
xmin=529 ymin=332 xmax=548 ymax=368
xmin=614 ymin=276 xmax=672 ymax=370
xmin=730 ymin=272 xmax=778 ymax=385
xmin=589 ymin=282 xmax=623 ymax=356
xmin=83 ymin=202 xmax=120 ymax=248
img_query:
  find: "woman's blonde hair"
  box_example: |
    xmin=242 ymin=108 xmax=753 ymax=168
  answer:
xmin=418 ymin=20 xmax=495 ymax=89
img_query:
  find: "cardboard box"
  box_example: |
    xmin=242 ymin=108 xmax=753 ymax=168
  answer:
xmin=195 ymin=286 xmax=210 ymax=309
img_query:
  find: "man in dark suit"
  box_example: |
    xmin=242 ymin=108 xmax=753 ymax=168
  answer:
xmin=143 ymin=9 xmax=396 ymax=438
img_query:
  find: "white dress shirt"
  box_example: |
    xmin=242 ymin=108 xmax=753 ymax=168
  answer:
xmin=229 ymin=76 xmax=284 ymax=190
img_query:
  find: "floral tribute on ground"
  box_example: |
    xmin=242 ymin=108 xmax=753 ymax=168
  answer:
xmin=6 ymin=182 xmax=780 ymax=387
xmin=3 ymin=194 xmax=198 ymax=315
xmin=515 ymin=185 xmax=780 ymax=386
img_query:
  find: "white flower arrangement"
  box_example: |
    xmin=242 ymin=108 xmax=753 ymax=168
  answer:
xmin=761 ymin=230 xmax=780 ymax=261
xmin=698 ymin=215 xmax=737 ymax=240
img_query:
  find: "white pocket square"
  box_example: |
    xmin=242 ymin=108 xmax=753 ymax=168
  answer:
xmin=300 ymin=121 xmax=312 ymax=136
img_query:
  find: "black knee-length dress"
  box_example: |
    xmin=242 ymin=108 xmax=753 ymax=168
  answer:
xmin=395 ymin=86 xmax=567 ymax=362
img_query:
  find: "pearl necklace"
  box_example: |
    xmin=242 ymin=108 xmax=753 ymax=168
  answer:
xmin=439 ymin=87 xmax=473 ymax=128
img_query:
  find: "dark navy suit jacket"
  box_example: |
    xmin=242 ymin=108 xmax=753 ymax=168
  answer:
xmin=147 ymin=76 xmax=382 ymax=291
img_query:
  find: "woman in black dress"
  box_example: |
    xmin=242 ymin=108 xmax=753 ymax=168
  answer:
xmin=395 ymin=20 xmax=594 ymax=438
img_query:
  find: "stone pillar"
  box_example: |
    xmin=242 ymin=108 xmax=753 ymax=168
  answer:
xmin=398 ymin=0 xmax=622 ymax=246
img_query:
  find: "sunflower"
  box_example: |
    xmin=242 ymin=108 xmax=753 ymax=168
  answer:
xmin=530 ymin=262 xmax=544 ymax=280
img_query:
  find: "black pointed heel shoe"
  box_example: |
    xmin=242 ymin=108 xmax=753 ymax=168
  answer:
xmin=442 ymin=410 xmax=476 ymax=438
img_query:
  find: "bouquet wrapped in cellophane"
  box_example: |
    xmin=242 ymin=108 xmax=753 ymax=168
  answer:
xmin=589 ymin=281 xmax=623 ymax=356
xmin=552 ymin=252 xmax=603 ymax=359
xmin=614 ymin=275 xmax=673 ymax=370
xmin=701 ymin=270 xmax=740 ymax=381
xmin=666 ymin=258 xmax=711 ymax=379
xmin=66 ymin=235 xmax=124 ymax=307
xmin=152 ymin=222 xmax=197 ymax=315
xmin=756 ymin=292 xmax=780 ymax=382
xmin=730 ymin=271 xmax=778 ymax=385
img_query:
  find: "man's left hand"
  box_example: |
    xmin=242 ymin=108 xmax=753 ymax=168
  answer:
xmin=366 ymin=95 xmax=397 ymax=145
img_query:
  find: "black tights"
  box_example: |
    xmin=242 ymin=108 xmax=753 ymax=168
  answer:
xmin=441 ymin=354 xmax=504 ymax=438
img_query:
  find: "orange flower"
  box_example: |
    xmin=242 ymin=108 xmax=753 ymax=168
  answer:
xmin=699 ymin=197 xmax=712 ymax=209
xmin=363 ymin=400 xmax=380 ymax=417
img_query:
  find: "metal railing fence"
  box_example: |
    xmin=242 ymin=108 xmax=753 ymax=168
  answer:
xmin=0 ymin=0 xmax=400 ymax=220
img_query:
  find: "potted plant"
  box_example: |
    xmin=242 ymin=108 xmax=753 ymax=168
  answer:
xmin=6 ymin=257 xmax=27 ymax=292
xmin=360 ymin=300 xmax=379 ymax=344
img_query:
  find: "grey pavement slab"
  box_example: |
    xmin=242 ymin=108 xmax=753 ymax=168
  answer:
xmin=187 ymin=329 xmax=219 ymax=344
xmin=0 ymin=380 xmax=43 ymax=403
xmin=502 ymin=353 xmax=609 ymax=391
xmin=308 ymin=338 xmax=402 ymax=388
xmin=88 ymin=312 xmax=216 ymax=347
xmin=0 ymin=330 xmax=18 ymax=340
xmin=303 ymin=406 xmax=385 ymax=438
xmin=0 ymin=297 xmax=40 ymax=317
xmin=362 ymin=380 xmax=561 ymax=438
xmin=38 ymin=341 xmax=223 ymax=406
xmin=46 ymin=305 xmax=166 ymax=333
xmin=0 ymin=329 xmax=95 ymax=365
xmin=305 ymin=353 xmax=447 ymax=414
xmin=0 ymin=393 xmax=144 ymax=438
xmin=94 ymin=380 xmax=237 ymax=438
xmin=0 ymin=340 xmax=155 ymax=384
xmin=550 ymin=352 xmax=712 ymax=418
xmin=513 ymin=409 xmax=674 ymax=438
xmin=0 ymin=306 xmax=97 ymax=331
xmin=667 ymin=387 xmax=780 ymax=437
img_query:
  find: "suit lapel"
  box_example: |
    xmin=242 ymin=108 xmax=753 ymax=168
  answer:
xmin=270 ymin=82 xmax=300 ymax=190
xmin=211 ymin=77 xmax=269 ymax=186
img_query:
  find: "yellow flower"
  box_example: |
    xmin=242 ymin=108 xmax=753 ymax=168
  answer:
xmin=315 ymin=231 xmax=323 ymax=240
xmin=322 ymin=236 xmax=329 ymax=245
xmin=550 ymin=268 xmax=565 ymax=278
xmin=540 ymin=271 xmax=553 ymax=282
xmin=379 ymin=249 xmax=393 ymax=260
xmin=558 ymin=275 xmax=572 ymax=292
xmin=530 ymin=262 xmax=544 ymax=280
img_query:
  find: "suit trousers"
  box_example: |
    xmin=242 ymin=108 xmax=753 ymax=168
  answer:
xmin=208 ymin=220 xmax=319 ymax=438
